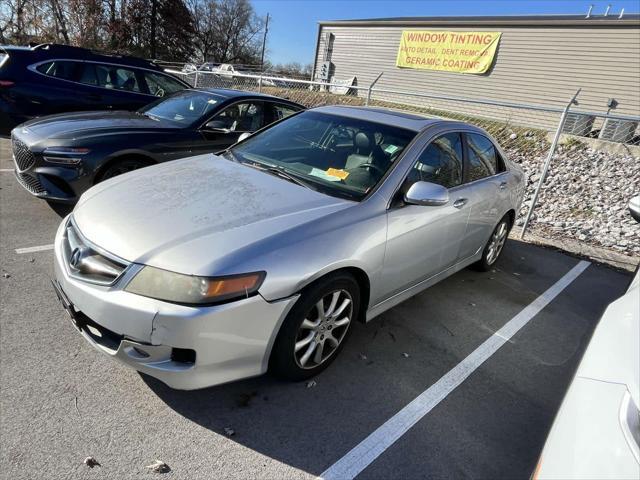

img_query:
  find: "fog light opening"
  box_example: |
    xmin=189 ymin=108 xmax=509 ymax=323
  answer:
xmin=171 ymin=348 xmax=196 ymax=364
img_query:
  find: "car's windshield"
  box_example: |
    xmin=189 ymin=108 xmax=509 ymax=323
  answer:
xmin=228 ymin=111 xmax=417 ymax=200
xmin=140 ymin=90 xmax=223 ymax=126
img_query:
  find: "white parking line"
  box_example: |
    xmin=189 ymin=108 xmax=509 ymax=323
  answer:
xmin=0 ymin=168 xmax=14 ymax=172
xmin=15 ymin=244 xmax=54 ymax=254
xmin=320 ymin=260 xmax=591 ymax=480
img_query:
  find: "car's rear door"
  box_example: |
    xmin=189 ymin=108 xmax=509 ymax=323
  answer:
xmin=456 ymin=133 xmax=507 ymax=261
xmin=381 ymin=132 xmax=470 ymax=298
xmin=27 ymin=60 xmax=86 ymax=116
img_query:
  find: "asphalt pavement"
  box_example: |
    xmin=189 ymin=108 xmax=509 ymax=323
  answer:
xmin=0 ymin=137 xmax=633 ymax=479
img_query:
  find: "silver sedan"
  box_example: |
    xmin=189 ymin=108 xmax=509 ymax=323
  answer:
xmin=52 ymin=106 xmax=525 ymax=389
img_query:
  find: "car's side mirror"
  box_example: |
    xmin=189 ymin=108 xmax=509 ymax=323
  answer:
xmin=238 ymin=132 xmax=252 ymax=142
xmin=629 ymin=195 xmax=640 ymax=223
xmin=404 ymin=181 xmax=449 ymax=206
xmin=203 ymin=120 xmax=230 ymax=133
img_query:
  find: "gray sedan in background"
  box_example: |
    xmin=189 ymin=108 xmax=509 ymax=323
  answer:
xmin=52 ymin=106 xmax=525 ymax=390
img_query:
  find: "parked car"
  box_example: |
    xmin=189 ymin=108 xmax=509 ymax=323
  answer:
xmin=533 ymin=195 xmax=640 ymax=480
xmin=0 ymin=43 xmax=189 ymax=133
xmin=11 ymin=88 xmax=303 ymax=202
xmin=51 ymin=106 xmax=525 ymax=390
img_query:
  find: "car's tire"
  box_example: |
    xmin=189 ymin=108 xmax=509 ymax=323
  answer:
xmin=472 ymin=215 xmax=512 ymax=272
xmin=270 ymin=272 xmax=360 ymax=381
xmin=97 ymin=157 xmax=153 ymax=183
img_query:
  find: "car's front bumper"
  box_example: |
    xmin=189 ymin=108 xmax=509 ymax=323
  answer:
xmin=53 ymin=218 xmax=299 ymax=390
xmin=11 ymin=129 xmax=90 ymax=203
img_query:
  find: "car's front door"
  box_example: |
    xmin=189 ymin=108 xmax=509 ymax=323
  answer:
xmin=381 ymin=132 xmax=471 ymax=299
xmin=196 ymin=100 xmax=268 ymax=153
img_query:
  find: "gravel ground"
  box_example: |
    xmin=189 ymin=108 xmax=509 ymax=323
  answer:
xmin=509 ymin=143 xmax=640 ymax=257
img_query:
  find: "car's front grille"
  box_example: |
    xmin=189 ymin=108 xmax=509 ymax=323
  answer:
xmin=62 ymin=220 xmax=129 ymax=286
xmin=15 ymin=171 xmax=46 ymax=195
xmin=12 ymin=136 xmax=35 ymax=172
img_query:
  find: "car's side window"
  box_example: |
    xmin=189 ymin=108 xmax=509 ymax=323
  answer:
xmin=78 ymin=63 xmax=141 ymax=92
xmin=35 ymin=60 xmax=79 ymax=81
xmin=405 ymin=132 xmax=463 ymax=190
xmin=209 ymin=102 xmax=265 ymax=132
xmin=143 ymin=72 xmax=185 ymax=97
xmin=272 ymin=103 xmax=300 ymax=121
xmin=466 ymin=133 xmax=503 ymax=182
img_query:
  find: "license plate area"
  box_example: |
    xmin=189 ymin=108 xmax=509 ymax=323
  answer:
xmin=51 ymin=279 xmax=82 ymax=330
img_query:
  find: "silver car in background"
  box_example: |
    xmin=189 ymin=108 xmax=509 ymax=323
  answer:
xmin=52 ymin=106 xmax=525 ymax=389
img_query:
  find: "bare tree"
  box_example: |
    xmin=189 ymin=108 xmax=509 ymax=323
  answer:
xmin=188 ymin=0 xmax=263 ymax=64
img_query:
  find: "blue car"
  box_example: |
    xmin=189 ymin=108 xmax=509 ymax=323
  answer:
xmin=0 ymin=43 xmax=190 ymax=133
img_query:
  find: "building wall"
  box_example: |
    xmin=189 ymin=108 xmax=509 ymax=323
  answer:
xmin=313 ymin=22 xmax=640 ymax=117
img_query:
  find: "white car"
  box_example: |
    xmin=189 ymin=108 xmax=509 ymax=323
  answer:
xmin=534 ymin=196 xmax=640 ymax=480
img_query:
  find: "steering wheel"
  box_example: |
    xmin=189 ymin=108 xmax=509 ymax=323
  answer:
xmin=353 ymin=162 xmax=386 ymax=176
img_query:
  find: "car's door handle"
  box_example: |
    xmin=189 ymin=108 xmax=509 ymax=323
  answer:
xmin=499 ymin=181 xmax=508 ymax=190
xmin=453 ymin=198 xmax=468 ymax=209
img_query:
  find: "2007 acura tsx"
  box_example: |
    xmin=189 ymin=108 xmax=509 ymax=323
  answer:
xmin=52 ymin=105 xmax=525 ymax=390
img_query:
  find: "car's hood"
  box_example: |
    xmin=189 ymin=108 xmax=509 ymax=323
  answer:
xmin=73 ymin=154 xmax=352 ymax=275
xmin=576 ymin=269 xmax=640 ymax=409
xmin=20 ymin=111 xmax=179 ymax=141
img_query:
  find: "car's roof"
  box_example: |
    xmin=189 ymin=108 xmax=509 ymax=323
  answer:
xmin=310 ymin=105 xmax=440 ymax=132
xmin=3 ymin=43 xmax=162 ymax=70
xmin=192 ymin=88 xmax=303 ymax=106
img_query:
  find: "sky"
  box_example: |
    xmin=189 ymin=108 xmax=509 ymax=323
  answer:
xmin=252 ymin=0 xmax=640 ymax=65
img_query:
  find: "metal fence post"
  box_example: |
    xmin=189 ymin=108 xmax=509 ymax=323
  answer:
xmin=519 ymin=88 xmax=581 ymax=239
xmin=365 ymin=72 xmax=384 ymax=106
xmin=194 ymin=70 xmax=199 ymax=88
xmin=258 ymin=73 xmax=263 ymax=93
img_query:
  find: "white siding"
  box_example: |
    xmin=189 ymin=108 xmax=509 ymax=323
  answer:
xmin=314 ymin=23 xmax=640 ymax=117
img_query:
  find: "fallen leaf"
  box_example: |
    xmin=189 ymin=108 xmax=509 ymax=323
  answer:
xmin=223 ymin=427 xmax=235 ymax=437
xmin=358 ymin=353 xmax=367 ymax=361
xmin=28 ymin=258 xmax=35 ymax=263
xmin=83 ymin=457 xmax=100 ymax=468
xmin=146 ymin=460 xmax=170 ymax=473
xmin=469 ymin=302 xmax=476 ymax=307
xmin=306 ymin=380 xmax=316 ymax=388
xmin=2 ymin=273 xmax=10 ymax=279
xmin=402 ymin=353 xmax=410 ymax=358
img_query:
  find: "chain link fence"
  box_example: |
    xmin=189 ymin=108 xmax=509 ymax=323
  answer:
xmin=167 ymin=67 xmax=640 ymax=260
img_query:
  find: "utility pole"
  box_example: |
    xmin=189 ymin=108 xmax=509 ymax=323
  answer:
xmin=150 ymin=0 xmax=158 ymax=59
xmin=260 ymin=13 xmax=270 ymax=72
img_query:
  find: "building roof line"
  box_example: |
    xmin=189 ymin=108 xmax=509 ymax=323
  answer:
xmin=318 ymin=13 xmax=640 ymax=27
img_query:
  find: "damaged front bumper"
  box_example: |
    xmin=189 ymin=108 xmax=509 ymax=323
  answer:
xmin=52 ymin=218 xmax=298 ymax=390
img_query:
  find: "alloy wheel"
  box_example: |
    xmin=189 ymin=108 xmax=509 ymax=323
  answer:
xmin=294 ymin=289 xmax=353 ymax=369
xmin=486 ymin=220 xmax=508 ymax=265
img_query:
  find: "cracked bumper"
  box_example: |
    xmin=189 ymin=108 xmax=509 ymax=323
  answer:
xmin=53 ymin=218 xmax=298 ymax=390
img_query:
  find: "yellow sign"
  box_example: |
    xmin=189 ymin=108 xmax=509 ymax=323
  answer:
xmin=396 ymin=31 xmax=501 ymax=74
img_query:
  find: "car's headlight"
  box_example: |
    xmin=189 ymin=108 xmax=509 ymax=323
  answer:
xmin=124 ymin=266 xmax=265 ymax=305
xmin=43 ymin=147 xmax=90 ymax=165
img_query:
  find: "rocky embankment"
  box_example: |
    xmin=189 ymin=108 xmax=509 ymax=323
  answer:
xmin=508 ymin=144 xmax=640 ymax=257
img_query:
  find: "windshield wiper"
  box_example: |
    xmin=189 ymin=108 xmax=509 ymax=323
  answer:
xmin=244 ymin=161 xmax=315 ymax=190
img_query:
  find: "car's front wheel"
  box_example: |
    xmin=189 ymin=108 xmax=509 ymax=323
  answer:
xmin=270 ymin=272 xmax=360 ymax=381
xmin=98 ymin=157 xmax=153 ymax=182
xmin=473 ymin=215 xmax=511 ymax=271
